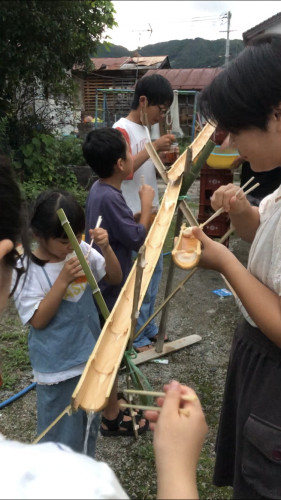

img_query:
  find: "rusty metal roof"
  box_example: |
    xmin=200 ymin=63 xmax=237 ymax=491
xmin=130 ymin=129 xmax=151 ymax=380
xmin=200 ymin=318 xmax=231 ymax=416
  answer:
xmin=89 ymin=55 xmax=169 ymax=71
xmin=144 ymin=68 xmax=222 ymax=90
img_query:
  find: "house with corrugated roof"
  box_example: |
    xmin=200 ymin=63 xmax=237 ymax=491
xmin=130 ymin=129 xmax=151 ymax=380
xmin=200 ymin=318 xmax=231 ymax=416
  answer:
xmin=144 ymin=67 xmax=222 ymax=137
xmin=243 ymin=12 xmax=281 ymax=44
xmin=73 ymin=12 xmax=281 ymax=138
xmin=74 ymin=55 xmax=223 ymax=138
xmin=73 ymin=55 xmax=170 ymax=125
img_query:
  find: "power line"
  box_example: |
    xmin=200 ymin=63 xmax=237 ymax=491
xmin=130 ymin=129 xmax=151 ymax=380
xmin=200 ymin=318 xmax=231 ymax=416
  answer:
xmin=129 ymin=14 xmax=225 ymax=30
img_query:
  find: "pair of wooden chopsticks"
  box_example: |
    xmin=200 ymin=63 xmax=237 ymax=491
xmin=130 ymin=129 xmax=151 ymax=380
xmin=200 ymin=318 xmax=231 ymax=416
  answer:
xmin=85 ymin=215 xmax=103 ymax=258
xmin=199 ymin=176 xmax=260 ymax=229
xmin=119 ymin=388 xmax=197 ymax=417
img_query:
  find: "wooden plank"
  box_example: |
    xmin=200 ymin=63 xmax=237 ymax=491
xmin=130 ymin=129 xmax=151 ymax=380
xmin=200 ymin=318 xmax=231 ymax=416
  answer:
xmin=133 ymin=335 xmax=202 ymax=365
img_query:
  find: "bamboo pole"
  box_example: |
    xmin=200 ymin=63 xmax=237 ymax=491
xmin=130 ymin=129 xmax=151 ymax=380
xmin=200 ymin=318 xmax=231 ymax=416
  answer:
xmin=145 ymin=142 xmax=169 ymax=183
xmin=154 ymin=207 xmax=184 ymax=352
xmin=155 ymin=139 xmax=215 ymax=351
xmin=178 ymin=139 xmax=215 ymax=198
xmin=133 ymin=225 xmax=236 ymax=338
xmin=33 ymin=405 xmax=72 ymax=444
xmin=57 ymin=208 xmax=110 ymax=321
xmin=128 ymin=245 xmax=146 ymax=350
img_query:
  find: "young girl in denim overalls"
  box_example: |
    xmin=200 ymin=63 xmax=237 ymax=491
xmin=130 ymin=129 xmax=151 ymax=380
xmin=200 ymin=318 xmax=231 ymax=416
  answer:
xmin=13 ymin=190 xmax=122 ymax=456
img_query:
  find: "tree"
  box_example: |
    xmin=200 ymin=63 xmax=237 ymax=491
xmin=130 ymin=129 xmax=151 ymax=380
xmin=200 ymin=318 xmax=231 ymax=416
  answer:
xmin=0 ymin=0 xmax=116 ymax=149
xmin=0 ymin=0 xmax=116 ymax=103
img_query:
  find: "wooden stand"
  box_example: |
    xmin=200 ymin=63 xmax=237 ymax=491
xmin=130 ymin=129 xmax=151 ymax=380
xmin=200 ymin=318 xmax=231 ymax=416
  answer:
xmin=133 ymin=335 xmax=202 ymax=365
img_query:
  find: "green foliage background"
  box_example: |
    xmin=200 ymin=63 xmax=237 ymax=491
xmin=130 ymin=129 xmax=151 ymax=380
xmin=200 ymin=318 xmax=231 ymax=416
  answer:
xmin=0 ymin=0 xmax=116 ymax=204
xmin=0 ymin=0 xmax=116 ymax=107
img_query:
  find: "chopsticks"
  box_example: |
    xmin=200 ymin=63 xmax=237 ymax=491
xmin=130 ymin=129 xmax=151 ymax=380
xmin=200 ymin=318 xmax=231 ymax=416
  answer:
xmin=199 ymin=177 xmax=260 ymax=229
xmin=119 ymin=402 xmax=190 ymax=416
xmin=86 ymin=215 xmax=102 ymax=258
xmin=118 ymin=388 xmax=198 ymax=417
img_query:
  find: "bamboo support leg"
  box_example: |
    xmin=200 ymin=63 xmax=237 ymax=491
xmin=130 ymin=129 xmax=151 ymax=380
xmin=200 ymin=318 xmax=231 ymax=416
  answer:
xmin=156 ymin=207 xmax=184 ymax=353
xmin=131 ymin=228 xmax=235 ymax=351
xmin=128 ymin=245 xmax=146 ymax=350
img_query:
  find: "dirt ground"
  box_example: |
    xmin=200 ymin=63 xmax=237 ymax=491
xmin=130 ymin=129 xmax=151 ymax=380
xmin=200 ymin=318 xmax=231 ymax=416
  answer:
xmin=0 ymin=177 xmax=251 ymax=499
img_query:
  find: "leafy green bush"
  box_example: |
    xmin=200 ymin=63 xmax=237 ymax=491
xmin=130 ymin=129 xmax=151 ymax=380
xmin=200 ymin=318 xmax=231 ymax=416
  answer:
xmin=56 ymin=135 xmax=85 ymax=167
xmin=11 ymin=132 xmax=89 ymax=206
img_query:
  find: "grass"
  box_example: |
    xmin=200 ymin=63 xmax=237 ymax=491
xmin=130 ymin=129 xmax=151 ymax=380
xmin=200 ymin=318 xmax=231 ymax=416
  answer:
xmin=0 ymin=303 xmax=31 ymax=391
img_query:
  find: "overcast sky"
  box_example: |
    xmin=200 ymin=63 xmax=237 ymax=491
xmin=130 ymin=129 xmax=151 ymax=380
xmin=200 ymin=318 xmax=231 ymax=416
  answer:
xmin=102 ymin=1 xmax=280 ymax=50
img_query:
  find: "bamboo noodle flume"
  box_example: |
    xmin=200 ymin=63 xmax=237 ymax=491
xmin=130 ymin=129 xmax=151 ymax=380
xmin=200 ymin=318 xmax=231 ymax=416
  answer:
xmin=71 ymin=122 xmax=216 ymax=413
xmin=57 ymin=208 xmax=110 ymax=321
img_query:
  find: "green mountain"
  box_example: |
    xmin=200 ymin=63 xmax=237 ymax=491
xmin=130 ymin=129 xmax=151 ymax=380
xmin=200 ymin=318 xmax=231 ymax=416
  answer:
xmin=95 ymin=38 xmax=244 ymax=68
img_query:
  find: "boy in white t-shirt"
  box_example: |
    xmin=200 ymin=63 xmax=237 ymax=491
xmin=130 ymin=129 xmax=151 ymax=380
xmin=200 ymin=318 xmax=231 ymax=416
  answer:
xmin=113 ymin=74 xmax=175 ymax=351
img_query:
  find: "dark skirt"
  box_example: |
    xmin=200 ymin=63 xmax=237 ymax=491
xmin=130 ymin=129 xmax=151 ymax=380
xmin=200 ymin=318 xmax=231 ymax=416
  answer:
xmin=213 ymin=319 xmax=281 ymax=499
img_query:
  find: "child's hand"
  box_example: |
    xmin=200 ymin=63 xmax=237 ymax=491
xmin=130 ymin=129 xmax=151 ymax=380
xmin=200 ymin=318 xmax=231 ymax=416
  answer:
xmin=153 ymin=134 xmax=175 ymax=152
xmin=145 ymin=380 xmax=208 ymax=485
xmin=191 ymin=226 xmax=233 ymax=273
xmin=60 ymin=256 xmax=83 ymax=285
xmin=139 ymin=184 xmax=155 ymax=206
xmin=210 ymin=183 xmax=250 ymax=215
xmin=133 ymin=211 xmax=141 ymax=223
xmin=89 ymin=227 xmax=109 ymax=251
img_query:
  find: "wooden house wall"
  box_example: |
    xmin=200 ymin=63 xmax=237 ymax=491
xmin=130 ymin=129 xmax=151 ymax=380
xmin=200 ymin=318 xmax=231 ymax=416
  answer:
xmin=81 ymin=71 xmax=198 ymax=138
xmin=82 ymin=71 xmax=140 ymax=126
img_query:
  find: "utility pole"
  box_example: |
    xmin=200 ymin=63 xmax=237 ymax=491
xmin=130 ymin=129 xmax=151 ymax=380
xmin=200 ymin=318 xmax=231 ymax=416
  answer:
xmin=131 ymin=24 xmax=153 ymax=83
xmin=224 ymin=11 xmax=231 ymax=66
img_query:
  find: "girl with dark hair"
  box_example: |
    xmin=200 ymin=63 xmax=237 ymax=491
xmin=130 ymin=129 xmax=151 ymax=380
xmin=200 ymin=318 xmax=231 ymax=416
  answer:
xmin=0 ymin=155 xmax=30 ymax=386
xmin=0 ymin=154 xmax=30 ymax=302
xmin=112 ymin=74 xmax=174 ymax=351
xmin=192 ymin=35 xmax=281 ymax=498
xmin=13 ymin=189 xmax=122 ymax=456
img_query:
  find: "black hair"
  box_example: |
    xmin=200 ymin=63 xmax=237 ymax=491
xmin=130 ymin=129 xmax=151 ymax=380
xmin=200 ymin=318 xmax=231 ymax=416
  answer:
xmin=82 ymin=127 xmax=127 ymax=178
xmin=198 ymin=35 xmax=281 ymax=133
xmin=31 ymin=190 xmax=85 ymax=241
xmin=131 ymin=74 xmax=174 ymax=110
xmin=0 ymin=154 xmax=30 ymax=271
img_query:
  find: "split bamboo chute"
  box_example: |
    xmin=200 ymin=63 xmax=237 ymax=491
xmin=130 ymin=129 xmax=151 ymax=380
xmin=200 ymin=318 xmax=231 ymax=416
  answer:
xmin=70 ymin=122 xmax=216 ymax=413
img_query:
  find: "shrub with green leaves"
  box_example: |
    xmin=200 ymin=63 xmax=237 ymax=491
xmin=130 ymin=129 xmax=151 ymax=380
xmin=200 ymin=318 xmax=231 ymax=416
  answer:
xmin=13 ymin=132 xmax=88 ymax=206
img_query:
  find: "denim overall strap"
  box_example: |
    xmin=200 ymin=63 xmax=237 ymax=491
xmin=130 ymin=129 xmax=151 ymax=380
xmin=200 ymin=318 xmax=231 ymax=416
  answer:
xmin=28 ymin=267 xmax=101 ymax=373
xmin=41 ymin=266 xmax=52 ymax=288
